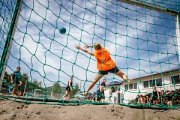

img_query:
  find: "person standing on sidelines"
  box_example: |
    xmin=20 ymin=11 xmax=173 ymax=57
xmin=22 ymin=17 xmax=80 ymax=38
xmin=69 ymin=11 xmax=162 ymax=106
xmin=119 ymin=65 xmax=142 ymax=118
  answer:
xmin=61 ymin=76 xmax=73 ymax=100
xmin=11 ymin=67 xmax=22 ymax=96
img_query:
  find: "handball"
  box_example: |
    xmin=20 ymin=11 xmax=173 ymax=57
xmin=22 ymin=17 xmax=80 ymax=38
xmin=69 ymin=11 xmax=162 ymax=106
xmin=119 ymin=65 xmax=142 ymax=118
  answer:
xmin=59 ymin=27 xmax=66 ymax=34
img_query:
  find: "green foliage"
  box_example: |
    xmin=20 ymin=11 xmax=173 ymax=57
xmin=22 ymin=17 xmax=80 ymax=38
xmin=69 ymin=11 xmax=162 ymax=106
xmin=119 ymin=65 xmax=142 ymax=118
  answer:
xmin=72 ymin=83 xmax=79 ymax=96
xmin=1 ymin=72 xmax=11 ymax=93
xmin=52 ymin=82 xmax=61 ymax=93
xmin=32 ymin=80 xmax=42 ymax=88
xmin=4 ymin=71 xmax=11 ymax=83
xmin=2 ymin=71 xmax=43 ymax=94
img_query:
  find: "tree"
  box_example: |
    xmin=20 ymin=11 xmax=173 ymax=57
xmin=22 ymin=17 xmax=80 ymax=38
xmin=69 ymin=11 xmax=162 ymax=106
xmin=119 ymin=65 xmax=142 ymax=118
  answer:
xmin=26 ymin=80 xmax=43 ymax=93
xmin=72 ymin=83 xmax=79 ymax=96
xmin=4 ymin=71 xmax=11 ymax=83
xmin=1 ymin=71 xmax=11 ymax=93
xmin=33 ymin=80 xmax=41 ymax=87
xmin=52 ymin=82 xmax=61 ymax=93
xmin=1 ymin=70 xmax=44 ymax=95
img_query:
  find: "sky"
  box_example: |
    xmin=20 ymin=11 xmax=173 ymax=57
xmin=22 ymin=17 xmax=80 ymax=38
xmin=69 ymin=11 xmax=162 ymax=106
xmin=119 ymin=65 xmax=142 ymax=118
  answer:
xmin=0 ymin=0 xmax=179 ymax=92
xmin=0 ymin=0 xmax=16 ymax=59
xmin=138 ymin=0 xmax=180 ymax=12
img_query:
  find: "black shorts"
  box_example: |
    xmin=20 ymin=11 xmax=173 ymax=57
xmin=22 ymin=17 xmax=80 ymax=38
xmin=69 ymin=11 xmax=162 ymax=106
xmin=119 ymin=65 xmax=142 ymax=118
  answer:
xmin=98 ymin=66 xmax=119 ymax=75
xmin=66 ymin=86 xmax=71 ymax=91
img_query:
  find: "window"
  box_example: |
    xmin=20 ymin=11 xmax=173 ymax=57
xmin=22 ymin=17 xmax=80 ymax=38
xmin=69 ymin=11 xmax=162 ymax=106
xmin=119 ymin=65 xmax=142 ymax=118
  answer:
xmin=125 ymin=85 xmax=128 ymax=90
xmin=171 ymin=75 xmax=180 ymax=84
xmin=143 ymin=78 xmax=163 ymax=88
xmin=143 ymin=81 xmax=149 ymax=88
xmin=129 ymin=84 xmax=133 ymax=89
xmin=149 ymin=80 xmax=155 ymax=87
xmin=134 ymin=83 xmax=137 ymax=89
xmin=156 ymin=78 xmax=162 ymax=86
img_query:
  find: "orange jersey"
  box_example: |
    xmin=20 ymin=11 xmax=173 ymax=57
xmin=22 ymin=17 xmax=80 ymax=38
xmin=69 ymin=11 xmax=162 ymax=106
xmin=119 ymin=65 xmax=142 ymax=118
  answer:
xmin=94 ymin=48 xmax=116 ymax=71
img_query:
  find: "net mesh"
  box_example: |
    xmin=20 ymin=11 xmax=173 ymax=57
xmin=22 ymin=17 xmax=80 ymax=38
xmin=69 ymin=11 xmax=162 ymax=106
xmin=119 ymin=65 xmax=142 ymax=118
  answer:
xmin=0 ymin=0 xmax=179 ymax=108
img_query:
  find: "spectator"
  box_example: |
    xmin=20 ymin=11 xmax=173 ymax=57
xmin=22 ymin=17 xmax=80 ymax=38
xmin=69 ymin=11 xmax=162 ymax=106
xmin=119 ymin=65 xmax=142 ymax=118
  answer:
xmin=173 ymin=89 xmax=180 ymax=105
xmin=138 ymin=95 xmax=144 ymax=104
xmin=61 ymin=76 xmax=73 ymax=100
xmin=96 ymin=88 xmax=104 ymax=102
xmin=92 ymin=92 xmax=96 ymax=101
xmin=99 ymin=79 xmax=106 ymax=97
xmin=166 ymin=90 xmax=173 ymax=106
xmin=160 ymin=90 xmax=165 ymax=105
xmin=152 ymin=86 xmax=159 ymax=104
xmin=145 ymin=95 xmax=150 ymax=104
xmin=94 ymin=79 xmax=107 ymax=102
xmin=11 ymin=67 xmax=22 ymax=96
xmin=135 ymin=89 xmax=180 ymax=106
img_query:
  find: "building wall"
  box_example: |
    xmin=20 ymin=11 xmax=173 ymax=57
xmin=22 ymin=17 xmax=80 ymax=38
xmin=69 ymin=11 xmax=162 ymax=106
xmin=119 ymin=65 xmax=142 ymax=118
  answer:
xmin=105 ymin=70 xmax=180 ymax=104
xmin=121 ymin=72 xmax=180 ymax=104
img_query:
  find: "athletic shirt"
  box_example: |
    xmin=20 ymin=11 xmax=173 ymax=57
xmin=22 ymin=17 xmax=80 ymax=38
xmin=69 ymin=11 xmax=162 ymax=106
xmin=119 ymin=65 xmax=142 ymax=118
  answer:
xmin=13 ymin=71 xmax=21 ymax=82
xmin=153 ymin=90 xmax=158 ymax=97
xmin=94 ymin=48 xmax=116 ymax=71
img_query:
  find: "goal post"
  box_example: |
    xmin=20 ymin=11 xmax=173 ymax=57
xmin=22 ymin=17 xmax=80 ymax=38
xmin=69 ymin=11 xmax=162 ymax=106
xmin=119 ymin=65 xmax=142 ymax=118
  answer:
xmin=176 ymin=14 xmax=180 ymax=64
xmin=120 ymin=0 xmax=180 ymax=64
xmin=0 ymin=0 xmax=22 ymax=89
xmin=0 ymin=0 xmax=179 ymax=107
xmin=120 ymin=0 xmax=178 ymax=16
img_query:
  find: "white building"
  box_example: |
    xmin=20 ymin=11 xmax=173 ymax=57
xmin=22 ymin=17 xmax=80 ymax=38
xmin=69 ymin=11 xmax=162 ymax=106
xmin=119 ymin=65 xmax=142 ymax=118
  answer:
xmin=105 ymin=69 xmax=180 ymax=104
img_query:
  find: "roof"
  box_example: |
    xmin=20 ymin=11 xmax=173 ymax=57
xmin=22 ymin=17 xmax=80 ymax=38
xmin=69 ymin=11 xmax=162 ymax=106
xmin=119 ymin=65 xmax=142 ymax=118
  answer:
xmin=107 ymin=81 xmax=121 ymax=86
xmin=122 ymin=68 xmax=179 ymax=83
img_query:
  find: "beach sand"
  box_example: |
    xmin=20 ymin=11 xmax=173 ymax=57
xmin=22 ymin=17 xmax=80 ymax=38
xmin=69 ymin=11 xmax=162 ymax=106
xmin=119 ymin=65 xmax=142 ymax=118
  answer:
xmin=0 ymin=100 xmax=179 ymax=120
